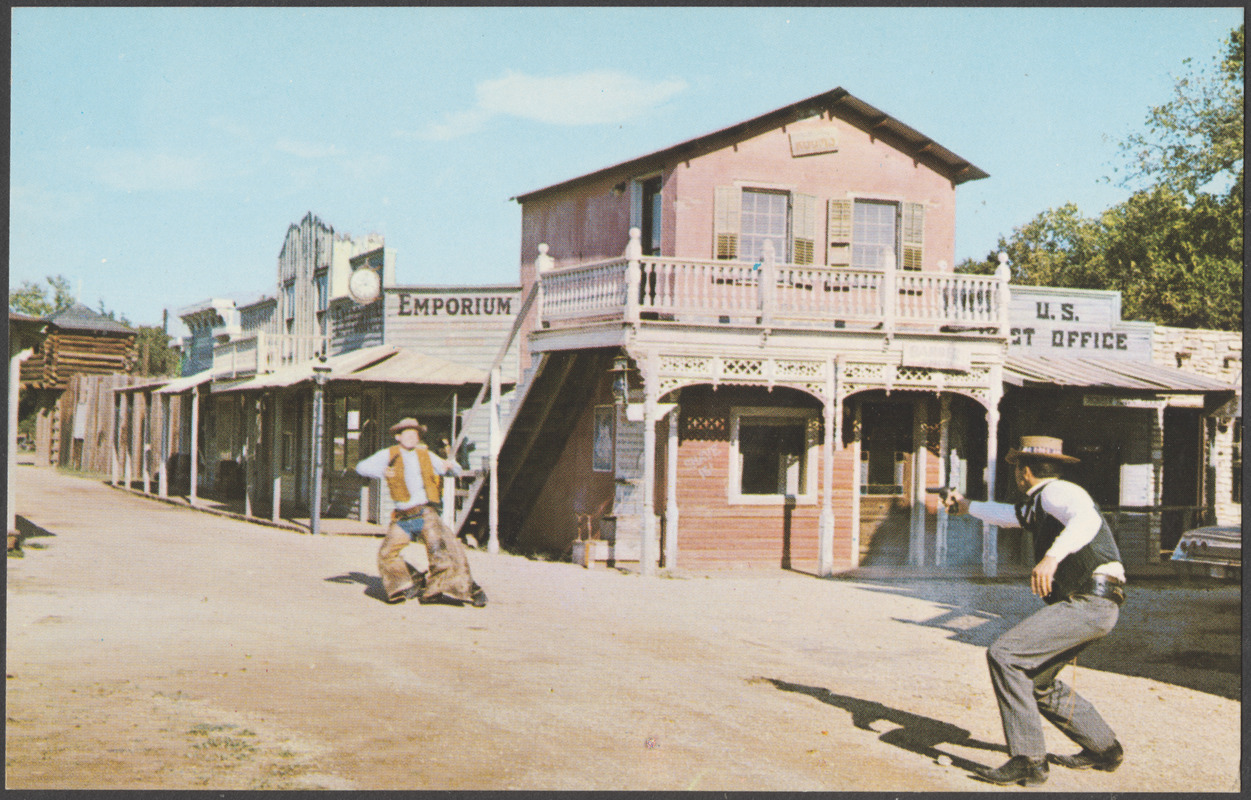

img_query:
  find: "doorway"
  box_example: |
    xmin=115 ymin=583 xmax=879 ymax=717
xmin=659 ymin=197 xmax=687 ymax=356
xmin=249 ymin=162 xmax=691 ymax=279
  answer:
xmin=858 ymin=399 xmax=914 ymax=565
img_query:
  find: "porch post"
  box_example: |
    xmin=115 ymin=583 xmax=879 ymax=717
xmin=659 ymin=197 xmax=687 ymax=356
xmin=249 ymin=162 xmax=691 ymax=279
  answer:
xmin=121 ymin=390 xmax=132 ymax=490
xmin=663 ymin=393 xmax=680 ymax=570
xmin=141 ymin=390 xmax=151 ymax=494
xmin=982 ymin=373 xmax=1003 ymax=577
xmin=639 ymin=378 xmax=658 ymax=576
xmin=909 ymin=396 xmax=927 ymax=566
xmin=935 ymin=394 xmax=952 ymax=567
xmin=189 ymin=384 xmax=200 ymax=505
xmin=111 ymin=391 xmax=120 ymax=486
xmin=158 ymin=393 xmax=170 ymax=498
xmin=850 ymin=400 xmax=863 ymax=566
xmin=818 ymin=394 xmax=836 ymax=576
xmin=487 ymin=364 xmax=501 ymax=554
xmin=243 ymin=394 xmax=254 ymax=518
xmin=271 ymin=394 xmax=283 ymax=522
xmin=8 ymin=348 xmax=34 ymax=538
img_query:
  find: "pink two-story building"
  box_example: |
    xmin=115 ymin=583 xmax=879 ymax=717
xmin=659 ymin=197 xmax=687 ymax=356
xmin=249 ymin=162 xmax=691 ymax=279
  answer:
xmin=481 ymin=87 xmax=1018 ymax=576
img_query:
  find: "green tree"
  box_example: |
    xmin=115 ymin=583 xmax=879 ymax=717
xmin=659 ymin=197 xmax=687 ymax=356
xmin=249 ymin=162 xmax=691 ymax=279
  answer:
xmin=9 ymin=274 xmax=74 ymax=316
xmin=133 ymin=325 xmax=181 ymax=377
xmin=961 ymin=24 xmax=1242 ymax=331
xmin=1113 ymin=24 xmax=1243 ymax=198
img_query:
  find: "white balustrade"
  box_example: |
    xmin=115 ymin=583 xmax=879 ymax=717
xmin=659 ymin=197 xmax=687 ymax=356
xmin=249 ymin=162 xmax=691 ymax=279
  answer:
xmin=537 ymin=236 xmax=1008 ymax=336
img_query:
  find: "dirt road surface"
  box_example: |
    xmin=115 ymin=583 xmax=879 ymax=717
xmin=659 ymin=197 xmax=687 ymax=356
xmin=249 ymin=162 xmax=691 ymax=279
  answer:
xmin=6 ymin=467 xmax=1243 ymax=791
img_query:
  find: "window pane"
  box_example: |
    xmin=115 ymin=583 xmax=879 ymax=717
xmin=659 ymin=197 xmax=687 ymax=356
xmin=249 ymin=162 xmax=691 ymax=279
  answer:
xmin=740 ymin=190 xmax=789 ymax=262
xmin=852 ymin=200 xmax=898 ymax=270
xmin=740 ymin=419 xmax=806 ymax=496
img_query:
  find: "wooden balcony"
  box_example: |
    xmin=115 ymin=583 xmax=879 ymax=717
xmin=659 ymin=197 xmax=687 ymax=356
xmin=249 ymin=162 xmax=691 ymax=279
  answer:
xmin=211 ymin=332 xmax=329 ymax=379
xmin=537 ymin=230 xmax=1011 ymax=339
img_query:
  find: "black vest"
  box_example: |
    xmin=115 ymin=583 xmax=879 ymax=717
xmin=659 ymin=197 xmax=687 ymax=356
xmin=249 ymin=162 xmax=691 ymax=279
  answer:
xmin=1014 ymin=480 xmax=1122 ymax=604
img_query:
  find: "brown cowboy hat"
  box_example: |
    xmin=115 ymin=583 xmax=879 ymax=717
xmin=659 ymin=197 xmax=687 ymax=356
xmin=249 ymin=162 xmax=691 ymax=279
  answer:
xmin=389 ymin=417 xmax=426 ymax=435
xmin=1005 ymin=435 xmax=1080 ymax=464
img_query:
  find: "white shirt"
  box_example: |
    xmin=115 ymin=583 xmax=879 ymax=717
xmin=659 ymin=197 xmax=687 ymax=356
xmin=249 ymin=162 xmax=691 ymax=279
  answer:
xmin=968 ymin=478 xmax=1126 ymax=581
xmin=355 ymin=445 xmax=462 ymax=510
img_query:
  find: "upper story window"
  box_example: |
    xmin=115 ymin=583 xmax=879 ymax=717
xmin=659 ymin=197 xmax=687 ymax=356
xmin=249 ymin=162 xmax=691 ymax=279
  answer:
xmin=314 ymin=272 xmax=329 ymax=313
xmin=283 ymin=281 xmax=295 ymax=321
xmin=638 ymin=176 xmax=663 ymax=256
xmin=829 ymin=199 xmax=925 ymax=271
xmin=713 ymin=186 xmax=817 ymax=265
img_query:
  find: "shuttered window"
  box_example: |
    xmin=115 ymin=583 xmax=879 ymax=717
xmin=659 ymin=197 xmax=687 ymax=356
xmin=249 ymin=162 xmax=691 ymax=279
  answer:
xmin=851 ymin=200 xmax=898 ymax=270
xmin=713 ymin=186 xmax=741 ymax=260
xmin=902 ymin=202 xmax=925 ymax=271
xmin=714 ymin=187 xmax=817 ymax=264
xmin=792 ymin=193 xmax=817 ymax=265
xmin=827 ymin=199 xmax=853 ymax=266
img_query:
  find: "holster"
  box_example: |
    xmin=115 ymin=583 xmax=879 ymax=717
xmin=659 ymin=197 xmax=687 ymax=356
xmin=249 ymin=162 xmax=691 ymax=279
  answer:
xmin=1074 ymin=574 xmax=1126 ymax=606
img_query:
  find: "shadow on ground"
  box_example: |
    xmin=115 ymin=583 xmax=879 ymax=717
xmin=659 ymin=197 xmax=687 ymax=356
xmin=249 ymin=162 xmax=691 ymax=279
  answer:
xmin=324 ymin=563 xmax=426 ymax=604
xmin=835 ymin=577 xmax=1241 ymax=701
xmin=12 ymin=516 xmax=58 ymax=553
xmin=751 ymin=676 xmax=1003 ymax=777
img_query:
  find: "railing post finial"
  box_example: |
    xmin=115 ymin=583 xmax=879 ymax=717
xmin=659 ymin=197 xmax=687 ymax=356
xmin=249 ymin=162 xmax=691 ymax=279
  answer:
xmin=625 ymin=227 xmax=643 ymax=260
xmin=535 ymin=243 xmax=554 ymax=274
xmin=995 ymin=252 xmax=1012 ymax=338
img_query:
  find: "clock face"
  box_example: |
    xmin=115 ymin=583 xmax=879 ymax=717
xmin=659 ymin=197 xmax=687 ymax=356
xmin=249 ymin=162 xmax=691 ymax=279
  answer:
xmin=348 ymin=268 xmax=380 ymax=304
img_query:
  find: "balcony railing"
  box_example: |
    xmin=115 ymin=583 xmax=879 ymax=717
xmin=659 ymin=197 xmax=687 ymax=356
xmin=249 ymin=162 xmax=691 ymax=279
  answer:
xmin=212 ymin=332 xmax=329 ymax=379
xmin=537 ymin=229 xmax=1011 ymax=337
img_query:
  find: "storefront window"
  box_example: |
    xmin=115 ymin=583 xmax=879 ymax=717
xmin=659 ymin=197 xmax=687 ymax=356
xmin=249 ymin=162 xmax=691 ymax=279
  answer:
xmin=331 ymin=396 xmax=362 ymax=472
xmin=730 ymin=407 xmax=817 ymax=504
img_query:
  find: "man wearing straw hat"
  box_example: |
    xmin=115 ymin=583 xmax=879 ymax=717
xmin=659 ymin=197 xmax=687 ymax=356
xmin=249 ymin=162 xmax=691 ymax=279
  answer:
xmin=945 ymin=435 xmax=1125 ymax=787
xmin=355 ymin=417 xmax=486 ymax=607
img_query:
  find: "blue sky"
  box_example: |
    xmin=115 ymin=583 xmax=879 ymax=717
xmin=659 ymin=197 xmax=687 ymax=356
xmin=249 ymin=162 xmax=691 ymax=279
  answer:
xmin=10 ymin=6 xmax=1242 ymax=332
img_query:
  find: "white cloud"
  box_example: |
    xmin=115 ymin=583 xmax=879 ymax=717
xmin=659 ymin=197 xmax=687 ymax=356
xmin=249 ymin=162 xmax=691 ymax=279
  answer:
xmin=93 ymin=151 xmax=210 ymax=192
xmin=275 ymin=138 xmax=341 ymax=159
xmin=479 ymin=70 xmax=687 ymax=125
xmin=410 ymin=70 xmax=688 ymax=141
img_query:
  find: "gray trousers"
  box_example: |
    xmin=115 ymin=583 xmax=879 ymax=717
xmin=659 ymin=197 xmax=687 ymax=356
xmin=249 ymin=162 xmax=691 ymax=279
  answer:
xmin=987 ymin=594 xmax=1120 ymax=759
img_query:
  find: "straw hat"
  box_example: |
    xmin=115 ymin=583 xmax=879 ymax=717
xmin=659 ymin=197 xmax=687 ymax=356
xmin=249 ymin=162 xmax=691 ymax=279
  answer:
xmin=389 ymin=417 xmax=426 ymax=435
xmin=1005 ymin=435 xmax=1080 ymax=464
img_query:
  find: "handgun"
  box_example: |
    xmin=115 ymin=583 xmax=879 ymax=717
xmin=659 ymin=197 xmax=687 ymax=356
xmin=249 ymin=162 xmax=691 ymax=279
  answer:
xmin=926 ymin=486 xmax=956 ymax=502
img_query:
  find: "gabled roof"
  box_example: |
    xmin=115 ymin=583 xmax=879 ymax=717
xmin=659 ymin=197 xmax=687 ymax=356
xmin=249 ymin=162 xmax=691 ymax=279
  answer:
xmin=44 ymin=303 xmax=133 ymax=334
xmin=513 ymin=87 xmax=989 ymax=203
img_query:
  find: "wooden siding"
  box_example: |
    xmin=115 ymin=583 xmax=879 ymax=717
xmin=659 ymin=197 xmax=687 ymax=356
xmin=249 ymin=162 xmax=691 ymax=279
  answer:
xmin=21 ymin=330 xmax=136 ymax=390
xmin=513 ymin=379 xmax=617 ymax=555
xmin=381 ymin=287 xmax=523 ymax=383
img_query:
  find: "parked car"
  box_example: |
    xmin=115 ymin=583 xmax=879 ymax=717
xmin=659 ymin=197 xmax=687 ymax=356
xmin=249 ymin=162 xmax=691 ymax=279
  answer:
xmin=1171 ymin=525 xmax=1241 ymax=580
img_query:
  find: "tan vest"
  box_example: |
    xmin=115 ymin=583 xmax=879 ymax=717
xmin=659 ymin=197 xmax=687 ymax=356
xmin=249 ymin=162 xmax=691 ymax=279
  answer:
xmin=386 ymin=444 xmax=442 ymax=505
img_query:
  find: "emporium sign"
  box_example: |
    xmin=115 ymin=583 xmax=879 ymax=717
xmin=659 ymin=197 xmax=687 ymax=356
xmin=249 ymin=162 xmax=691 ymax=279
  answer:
xmin=394 ymin=293 xmax=514 ymax=317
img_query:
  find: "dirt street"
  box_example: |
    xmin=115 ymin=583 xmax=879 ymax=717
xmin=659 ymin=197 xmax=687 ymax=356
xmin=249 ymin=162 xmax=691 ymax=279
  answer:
xmin=6 ymin=467 xmax=1243 ymax=791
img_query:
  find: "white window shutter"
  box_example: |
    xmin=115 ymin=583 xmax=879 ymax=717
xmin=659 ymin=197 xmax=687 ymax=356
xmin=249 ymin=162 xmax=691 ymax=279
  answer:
xmin=714 ymin=186 xmax=740 ymax=260
xmin=903 ymin=202 xmax=924 ymax=271
xmin=827 ymin=199 xmax=852 ymax=266
xmin=792 ymin=193 xmax=817 ymax=265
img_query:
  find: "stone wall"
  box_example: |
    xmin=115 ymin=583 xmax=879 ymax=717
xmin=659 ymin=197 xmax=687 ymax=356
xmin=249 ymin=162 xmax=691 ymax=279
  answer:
xmin=1152 ymin=325 xmax=1241 ymax=527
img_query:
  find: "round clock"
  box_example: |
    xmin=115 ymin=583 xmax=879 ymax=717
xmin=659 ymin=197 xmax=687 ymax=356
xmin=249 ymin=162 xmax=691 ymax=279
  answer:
xmin=348 ymin=268 xmax=381 ymax=304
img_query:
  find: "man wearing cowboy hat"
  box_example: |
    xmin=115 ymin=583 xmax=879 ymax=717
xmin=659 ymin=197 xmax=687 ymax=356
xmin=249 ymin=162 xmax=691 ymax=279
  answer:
xmin=355 ymin=417 xmax=486 ymax=607
xmin=945 ymin=435 xmax=1125 ymax=787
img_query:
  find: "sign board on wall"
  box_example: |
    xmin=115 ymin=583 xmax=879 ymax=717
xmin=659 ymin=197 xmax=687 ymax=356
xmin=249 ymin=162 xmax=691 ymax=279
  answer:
xmin=394 ymin=293 xmax=514 ymax=317
xmin=1008 ymin=286 xmax=1153 ymax=359
xmin=901 ymin=342 xmax=971 ymax=372
xmin=789 ymin=125 xmax=839 ymax=157
xmin=1118 ymin=463 xmax=1154 ymax=506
